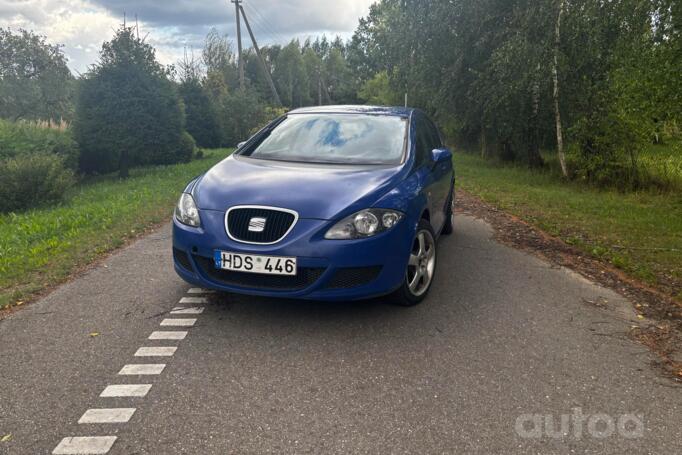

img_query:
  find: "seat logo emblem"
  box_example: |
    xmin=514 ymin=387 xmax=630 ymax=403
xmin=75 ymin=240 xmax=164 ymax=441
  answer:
xmin=248 ymin=217 xmax=267 ymax=233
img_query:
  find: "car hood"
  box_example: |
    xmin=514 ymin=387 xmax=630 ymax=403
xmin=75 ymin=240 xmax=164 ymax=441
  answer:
xmin=194 ymin=155 xmax=405 ymax=220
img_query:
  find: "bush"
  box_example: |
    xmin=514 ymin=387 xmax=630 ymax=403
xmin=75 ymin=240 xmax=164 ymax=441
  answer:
xmin=567 ymin=112 xmax=645 ymax=189
xmin=0 ymin=119 xmax=79 ymax=170
xmin=176 ymin=131 xmax=196 ymax=163
xmin=0 ymin=154 xmax=75 ymax=212
xmin=221 ymin=89 xmax=268 ymax=146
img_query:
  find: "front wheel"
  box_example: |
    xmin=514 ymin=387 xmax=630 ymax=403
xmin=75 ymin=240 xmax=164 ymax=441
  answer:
xmin=390 ymin=220 xmax=437 ymax=307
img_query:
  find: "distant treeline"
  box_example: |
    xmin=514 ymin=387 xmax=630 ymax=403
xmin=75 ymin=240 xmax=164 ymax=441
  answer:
xmin=1 ymin=0 xmax=681 ymax=198
xmin=346 ymin=0 xmax=682 ymax=188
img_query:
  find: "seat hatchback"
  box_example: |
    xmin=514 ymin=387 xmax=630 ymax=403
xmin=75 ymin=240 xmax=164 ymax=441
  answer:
xmin=173 ymin=106 xmax=454 ymax=306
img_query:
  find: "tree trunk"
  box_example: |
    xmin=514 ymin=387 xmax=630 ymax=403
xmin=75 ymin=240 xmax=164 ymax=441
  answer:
xmin=528 ymin=64 xmax=544 ymax=167
xmin=552 ymin=0 xmax=568 ymax=177
xmin=481 ymin=127 xmax=488 ymax=159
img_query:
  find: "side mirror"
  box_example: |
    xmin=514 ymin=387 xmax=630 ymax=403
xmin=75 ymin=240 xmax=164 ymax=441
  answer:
xmin=237 ymin=141 xmax=247 ymax=149
xmin=431 ymin=147 xmax=452 ymax=164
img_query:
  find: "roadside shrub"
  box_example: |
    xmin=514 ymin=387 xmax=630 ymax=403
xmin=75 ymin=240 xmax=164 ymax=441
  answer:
xmin=0 ymin=119 xmax=79 ymax=170
xmin=567 ymin=112 xmax=645 ymax=189
xmin=176 ymin=131 xmax=196 ymax=163
xmin=0 ymin=154 xmax=75 ymax=212
xmin=221 ymin=89 xmax=268 ymax=146
xmin=636 ymin=143 xmax=682 ymax=192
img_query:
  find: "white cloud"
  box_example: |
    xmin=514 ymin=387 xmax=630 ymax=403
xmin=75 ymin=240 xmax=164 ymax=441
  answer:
xmin=0 ymin=0 xmax=375 ymax=74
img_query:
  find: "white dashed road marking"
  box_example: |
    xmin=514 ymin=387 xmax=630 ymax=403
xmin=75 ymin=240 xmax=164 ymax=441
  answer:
xmin=134 ymin=347 xmax=177 ymax=357
xmin=179 ymin=296 xmax=208 ymax=305
xmin=171 ymin=307 xmax=205 ymax=315
xmin=149 ymin=331 xmax=187 ymax=340
xmin=52 ymin=436 xmax=117 ymax=454
xmin=118 ymin=364 xmax=166 ymax=375
xmin=188 ymin=288 xmax=213 ymax=294
xmin=52 ymin=289 xmax=208 ymax=454
xmin=78 ymin=408 xmax=136 ymax=424
xmin=100 ymin=384 xmax=152 ymax=398
xmin=160 ymin=318 xmax=196 ymax=327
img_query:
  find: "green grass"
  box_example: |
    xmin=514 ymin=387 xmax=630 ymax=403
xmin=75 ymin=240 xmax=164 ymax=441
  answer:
xmin=0 ymin=149 xmax=231 ymax=309
xmin=454 ymin=152 xmax=682 ymax=301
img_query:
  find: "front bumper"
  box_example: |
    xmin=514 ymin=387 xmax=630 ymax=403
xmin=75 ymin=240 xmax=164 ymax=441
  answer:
xmin=172 ymin=209 xmax=415 ymax=301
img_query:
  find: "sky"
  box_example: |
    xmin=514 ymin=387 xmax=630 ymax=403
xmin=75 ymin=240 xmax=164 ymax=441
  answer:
xmin=0 ymin=0 xmax=375 ymax=74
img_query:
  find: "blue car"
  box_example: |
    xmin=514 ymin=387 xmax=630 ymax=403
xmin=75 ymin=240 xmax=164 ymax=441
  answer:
xmin=172 ymin=106 xmax=454 ymax=306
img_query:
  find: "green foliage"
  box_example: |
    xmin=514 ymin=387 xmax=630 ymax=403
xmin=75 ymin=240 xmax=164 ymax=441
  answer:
xmin=358 ymin=71 xmax=400 ymax=106
xmin=179 ymin=79 xmax=222 ymax=148
xmin=273 ymin=40 xmax=311 ymax=108
xmin=0 ymin=153 xmax=74 ymax=212
xmin=0 ymin=149 xmax=232 ymax=308
xmin=0 ymin=28 xmax=74 ymax=122
xmin=567 ymin=108 xmax=646 ymax=189
xmin=74 ymin=26 xmax=186 ymax=177
xmin=0 ymin=119 xmax=79 ymax=169
xmin=176 ymin=131 xmax=196 ymax=163
xmin=221 ymin=88 xmax=268 ymax=145
xmin=349 ymin=0 xmax=682 ymax=190
xmin=636 ymin=143 xmax=682 ymax=191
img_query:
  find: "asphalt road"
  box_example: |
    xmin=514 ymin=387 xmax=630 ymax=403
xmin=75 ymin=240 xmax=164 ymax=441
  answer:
xmin=1 ymin=215 xmax=680 ymax=454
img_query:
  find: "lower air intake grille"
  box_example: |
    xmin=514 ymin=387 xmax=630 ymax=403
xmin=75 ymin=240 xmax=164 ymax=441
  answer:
xmin=324 ymin=267 xmax=382 ymax=290
xmin=193 ymin=255 xmax=324 ymax=291
xmin=173 ymin=248 xmax=193 ymax=272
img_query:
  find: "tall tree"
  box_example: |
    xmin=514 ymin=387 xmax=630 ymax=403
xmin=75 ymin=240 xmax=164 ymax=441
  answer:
xmin=272 ymin=40 xmax=310 ymax=108
xmin=75 ymin=26 xmax=187 ymax=177
xmin=0 ymin=28 xmax=74 ymax=122
xmin=552 ymin=0 xmax=567 ymax=176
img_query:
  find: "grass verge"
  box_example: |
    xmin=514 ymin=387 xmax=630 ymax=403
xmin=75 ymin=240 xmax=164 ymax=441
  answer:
xmin=0 ymin=149 xmax=231 ymax=309
xmin=454 ymin=152 xmax=682 ymax=302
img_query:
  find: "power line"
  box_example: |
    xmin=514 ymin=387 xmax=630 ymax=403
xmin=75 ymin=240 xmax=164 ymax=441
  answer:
xmin=243 ymin=1 xmax=289 ymax=45
xmin=241 ymin=4 xmax=280 ymax=46
xmin=237 ymin=4 xmax=282 ymax=106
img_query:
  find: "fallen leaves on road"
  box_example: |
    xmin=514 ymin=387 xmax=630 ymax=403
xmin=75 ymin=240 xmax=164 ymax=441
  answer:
xmin=89 ymin=332 xmax=100 ymax=337
xmin=1 ymin=434 xmax=12 ymax=442
xmin=630 ymin=323 xmax=682 ymax=383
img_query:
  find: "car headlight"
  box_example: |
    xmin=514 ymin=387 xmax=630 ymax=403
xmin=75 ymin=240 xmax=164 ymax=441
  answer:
xmin=175 ymin=193 xmax=201 ymax=227
xmin=325 ymin=209 xmax=404 ymax=240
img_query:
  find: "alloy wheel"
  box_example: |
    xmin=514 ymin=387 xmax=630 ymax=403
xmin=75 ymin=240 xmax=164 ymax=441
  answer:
xmin=406 ymin=229 xmax=436 ymax=297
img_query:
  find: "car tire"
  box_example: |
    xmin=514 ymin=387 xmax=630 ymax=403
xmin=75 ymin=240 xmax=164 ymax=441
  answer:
xmin=440 ymin=189 xmax=454 ymax=236
xmin=390 ymin=219 xmax=437 ymax=307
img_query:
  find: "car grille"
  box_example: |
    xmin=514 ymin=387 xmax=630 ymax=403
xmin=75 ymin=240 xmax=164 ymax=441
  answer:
xmin=193 ymin=255 xmax=325 ymax=291
xmin=226 ymin=207 xmax=297 ymax=244
xmin=323 ymin=267 xmax=382 ymax=290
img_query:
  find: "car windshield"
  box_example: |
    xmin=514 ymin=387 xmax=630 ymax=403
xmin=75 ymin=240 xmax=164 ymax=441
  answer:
xmin=244 ymin=113 xmax=408 ymax=165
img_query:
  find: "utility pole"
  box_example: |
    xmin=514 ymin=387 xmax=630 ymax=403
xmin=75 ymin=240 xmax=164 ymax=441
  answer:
xmin=232 ymin=0 xmax=245 ymax=90
xmin=239 ymin=5 xmax=282 ymax=106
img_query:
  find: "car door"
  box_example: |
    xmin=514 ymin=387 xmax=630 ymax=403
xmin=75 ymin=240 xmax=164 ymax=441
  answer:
xmin=414 ymin=113 xmax=445 ymax=232
xmin=423 ymin=116 xmax=453 ymax=230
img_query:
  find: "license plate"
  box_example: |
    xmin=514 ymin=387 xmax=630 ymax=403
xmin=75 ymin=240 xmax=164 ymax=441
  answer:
xmin=214 ymin=251 xmax=297 ymax=276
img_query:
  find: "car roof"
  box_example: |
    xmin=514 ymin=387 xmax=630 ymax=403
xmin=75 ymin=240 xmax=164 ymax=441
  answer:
xmin=288 ymin=105 xmax=416 ymax=118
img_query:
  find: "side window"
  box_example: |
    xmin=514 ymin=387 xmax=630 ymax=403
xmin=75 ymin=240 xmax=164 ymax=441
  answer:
xmin=425 ymin=118 xmax=442 ymax=149
xmin=414 ymin=116 xmax=432 ymax=168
